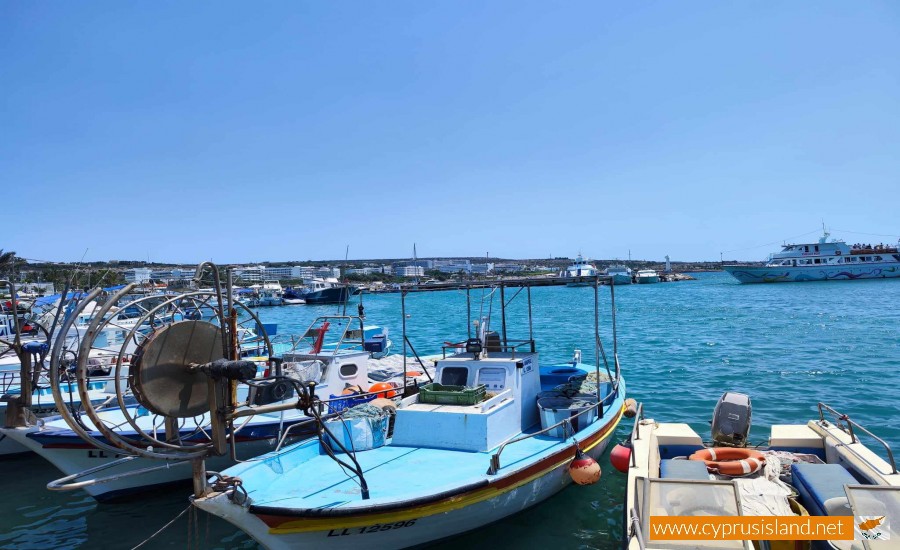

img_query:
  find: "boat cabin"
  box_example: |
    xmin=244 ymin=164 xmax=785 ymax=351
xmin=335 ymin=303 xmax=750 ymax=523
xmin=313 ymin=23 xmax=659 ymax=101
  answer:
xmin=392 ymin=352 xmax=541 ymax=452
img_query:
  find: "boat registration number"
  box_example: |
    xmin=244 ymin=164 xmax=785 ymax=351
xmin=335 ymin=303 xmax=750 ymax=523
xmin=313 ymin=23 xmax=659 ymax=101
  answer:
xmin=327 ymin=520 xmax=417 ymax=537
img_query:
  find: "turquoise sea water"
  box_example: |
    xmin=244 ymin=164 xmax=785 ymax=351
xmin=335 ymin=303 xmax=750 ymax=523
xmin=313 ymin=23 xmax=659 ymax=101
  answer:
xmin=2 ymin=271 xmax=899 ymax=549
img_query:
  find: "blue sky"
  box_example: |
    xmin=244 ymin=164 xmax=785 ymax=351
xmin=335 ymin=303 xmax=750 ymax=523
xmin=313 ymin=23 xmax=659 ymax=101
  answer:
xmin=4 ymin=1 xmax=899 ymax=263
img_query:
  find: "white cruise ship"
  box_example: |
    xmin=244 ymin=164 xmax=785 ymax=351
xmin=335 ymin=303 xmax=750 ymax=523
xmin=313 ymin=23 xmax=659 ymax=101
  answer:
xmin=723 ymin=230 xmax=900 ymax=283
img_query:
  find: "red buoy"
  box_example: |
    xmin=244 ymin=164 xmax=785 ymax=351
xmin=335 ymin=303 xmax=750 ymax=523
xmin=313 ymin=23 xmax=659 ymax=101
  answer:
xmin=569 ymin=448 xmax=601 ymax=485
xmin=369 ymin=382 xmax=398 ymax=398
xmin=610 ymin=442 xmax=632 ymax=474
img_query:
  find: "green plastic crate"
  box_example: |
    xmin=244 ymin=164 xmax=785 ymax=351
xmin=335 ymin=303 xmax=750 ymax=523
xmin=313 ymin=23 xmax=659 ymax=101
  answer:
xmin=419 ymin=383 xmax=486 ymax=406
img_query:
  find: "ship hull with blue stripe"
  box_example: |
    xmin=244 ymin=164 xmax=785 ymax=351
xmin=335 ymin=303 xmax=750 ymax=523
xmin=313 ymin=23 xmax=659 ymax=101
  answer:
xmin=723 ymin=263 xmax=900 ymax=283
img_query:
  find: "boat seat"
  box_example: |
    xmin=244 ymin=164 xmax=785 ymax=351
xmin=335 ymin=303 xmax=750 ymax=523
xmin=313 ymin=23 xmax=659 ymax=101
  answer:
xmin=791 ymin=463 xmax=857 ymax=516
xmin=660 ymin=459 xmax=710 ymax=480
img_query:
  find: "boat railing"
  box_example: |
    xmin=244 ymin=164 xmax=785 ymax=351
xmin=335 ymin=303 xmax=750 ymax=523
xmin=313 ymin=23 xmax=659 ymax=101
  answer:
xmin=0 ymin=370 xmax=22 ymax=394
xmin=47 ymin=455 xmax=192 ymax=492
xmin=486 ymin=383 xmax=618 ymax=475
xmin=626 ymin=506 xmax=646 ymax=549
xmin=630 ymin=401 xmax=644 ymax=468
xmin=285 ymin=316 xmax=367 ymax=357
xmin=817 ymin=402 xmax=897 ymax=475
xmin=441 ymin=339 xmax=535 ymax=359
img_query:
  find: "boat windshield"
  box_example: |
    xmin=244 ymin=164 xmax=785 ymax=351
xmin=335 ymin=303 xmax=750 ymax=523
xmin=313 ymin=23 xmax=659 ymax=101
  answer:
xmin=637 ymin=478 xmax=747 ymax=549
xmin=846 ymin=485 xmax=900 ymax=549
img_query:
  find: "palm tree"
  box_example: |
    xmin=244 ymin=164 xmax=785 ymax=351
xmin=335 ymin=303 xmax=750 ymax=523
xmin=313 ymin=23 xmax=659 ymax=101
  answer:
xmin=0 ymin=249 xmax=17 ymax=275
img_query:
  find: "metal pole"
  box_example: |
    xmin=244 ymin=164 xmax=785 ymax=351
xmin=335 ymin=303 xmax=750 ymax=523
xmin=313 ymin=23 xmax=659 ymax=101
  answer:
xmin=467 ymin=287 xmax=471 ymax=338
xmin=401 ymin=289 xmax=408 ymax=388
xmin=192 ymin=458 xmax=209 ymax=498
xmin=527 ymin=286 xmax=534 ymax=352
xmin=610 ymin=277 xmax=618 ymax=379
xmin=227 ymin=268 xmax=238 ymax=361
xmin=499 ymin=283 xmax=507 ymax=350
xmin=594 ymin=277 xmax=601 ymax=403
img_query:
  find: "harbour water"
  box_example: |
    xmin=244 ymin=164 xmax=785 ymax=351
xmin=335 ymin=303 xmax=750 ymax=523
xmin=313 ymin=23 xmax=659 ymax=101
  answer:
xmin=2 ymin=271 xmax=898 ymax=549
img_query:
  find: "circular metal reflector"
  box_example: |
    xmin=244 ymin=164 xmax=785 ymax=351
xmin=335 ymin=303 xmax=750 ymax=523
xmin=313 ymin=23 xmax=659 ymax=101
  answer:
xmin=130 ymin=320 xmax=224 ymax=418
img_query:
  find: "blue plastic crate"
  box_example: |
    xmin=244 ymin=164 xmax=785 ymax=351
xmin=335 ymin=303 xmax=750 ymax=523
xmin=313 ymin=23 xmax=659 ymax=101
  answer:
xmin=327 ymin=393 xmax=376 ymax=413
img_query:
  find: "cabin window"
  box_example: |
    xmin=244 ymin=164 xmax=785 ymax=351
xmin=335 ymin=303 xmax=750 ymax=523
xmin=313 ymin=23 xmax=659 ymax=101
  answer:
xmin=804 ymin=246 xmax=809 ymax=252
xmin=814 ymin=245 xmax=819 ymax=252
xmin=339 ymin=363 xmax=358 ymax=377
xmin=814 ymin=259 xmax=820 ymax=264
xmin=860 ymin=257 xmax=868 ymax=262
xmin=441 ymin=367 xmax=469 ymax=386
xmin=874 ymin=256 xmax=882 ymax=261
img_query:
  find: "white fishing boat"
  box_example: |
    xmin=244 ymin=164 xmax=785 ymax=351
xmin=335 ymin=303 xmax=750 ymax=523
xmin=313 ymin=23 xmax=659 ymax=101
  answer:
xmin=620 ymin=393 xmax=900 ymax=549
xmin=0 ymin=350 xmax=129 ymax=456
xmin=257 ymin=281 xmax=284 ymax=306
xmin=4 ymin=270 xmax=405 ymax=498
xmin=634 ymin=269 xmax=659 ymax=284
xmin=565 ymin=254 xmax=599 ymax=286
xmin=279 ymin=286 xmax=306 ymax=305
xmin=191 ymin=278 xmax=627 ymax=549
xmin=724 ymin=228 xmax=900 ymax=284
xmin=605 ymin=264 xmax=633 ymax=285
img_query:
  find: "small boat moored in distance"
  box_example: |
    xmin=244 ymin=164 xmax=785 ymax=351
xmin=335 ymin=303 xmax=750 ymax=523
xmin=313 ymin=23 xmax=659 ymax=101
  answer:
xmin=256 ymin=280 xmax=284 ymax=306
xmin=282 ymin=287 xmax=306 ymax=305
xmin=564 ymin=254 xmax=599 ymax=286
xmin=605 ymin=264 xmax=633 ymax=285
xmin=724 ymin=229 xmax=900 ymax=284
xmin=634 ymin=269 xmax=659 ymax=284
xmin=302 ymin=277 xmax=354 ymax=305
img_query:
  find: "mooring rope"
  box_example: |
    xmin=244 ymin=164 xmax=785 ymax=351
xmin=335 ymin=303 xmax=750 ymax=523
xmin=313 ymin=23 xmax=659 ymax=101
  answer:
xmin=129 ymin=504 xmax=191 ymax=550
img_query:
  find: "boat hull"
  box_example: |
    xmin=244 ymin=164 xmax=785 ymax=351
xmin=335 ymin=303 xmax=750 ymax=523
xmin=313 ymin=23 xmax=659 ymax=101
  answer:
xmin=610 ymin=274 xmax=632 ymax=285
xmin=1 ymin=415 xmax=316 ymax=499
xmin=636 ymin=276 xmax=659 ymax=284
xmin=194 ymin=401 xmax=623 ymax=550
xmin=303 ymin=287 xmax=352 ymax=305
xmin=723 ymin=263 xmax=900 ymax=284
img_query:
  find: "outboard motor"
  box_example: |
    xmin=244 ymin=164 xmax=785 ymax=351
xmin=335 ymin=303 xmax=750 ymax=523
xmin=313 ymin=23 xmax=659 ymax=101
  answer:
xmin=711 ymin=392 xmax=751 ymax=447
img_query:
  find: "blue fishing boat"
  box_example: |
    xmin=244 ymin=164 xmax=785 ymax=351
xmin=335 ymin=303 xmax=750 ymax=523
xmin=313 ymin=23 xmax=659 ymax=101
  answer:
xmin=191 ymin=277 xmax=627 ymax=549
xmin=724 ymin=229 xmax=900 ymax=284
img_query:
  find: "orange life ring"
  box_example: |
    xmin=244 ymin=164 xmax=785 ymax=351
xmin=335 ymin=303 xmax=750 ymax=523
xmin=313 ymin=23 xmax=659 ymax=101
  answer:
xmin=688 ymin=447 xmax=766 ymax=476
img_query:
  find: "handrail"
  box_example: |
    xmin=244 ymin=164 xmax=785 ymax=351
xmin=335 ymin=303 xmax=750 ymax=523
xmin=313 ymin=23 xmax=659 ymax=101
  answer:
xmin=486 ymin=384 xmax=617 ymax=475
xmin=441 ymin=339 xmax=535 ymax=360
xmin=628 ymin=507 xmax=646 ymax=549
xmin=630 ymin=402 xmax=644 ymax=468
xmin=47 ymin=455 xmax=192 ymax=491
xmin=817 ymin=402 xmax=897 ymax=475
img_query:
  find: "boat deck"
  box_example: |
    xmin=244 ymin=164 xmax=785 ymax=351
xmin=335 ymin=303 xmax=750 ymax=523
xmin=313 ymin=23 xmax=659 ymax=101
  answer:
xmin=224 ymin=396 xmax=623 ymax=514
